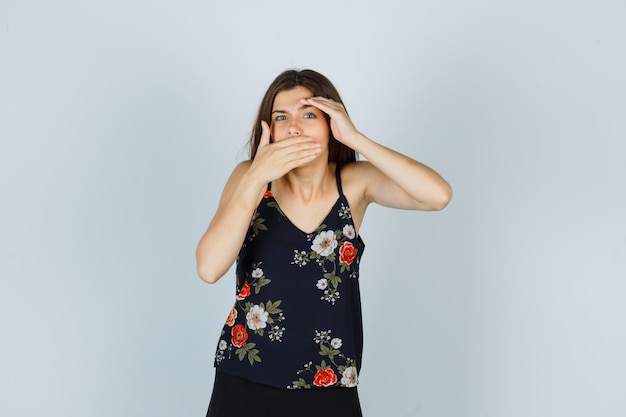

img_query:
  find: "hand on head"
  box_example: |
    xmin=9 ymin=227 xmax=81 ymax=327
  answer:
xmin=298 ymin=97 xmax=360 ymax=146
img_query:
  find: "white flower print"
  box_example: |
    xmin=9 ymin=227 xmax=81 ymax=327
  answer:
xmin=218 ymin=340 xmax=228 ymax=351
xmin=246 ymin=304 xmax=269 ymax=330
xmin=330 ymin=338 xmax=342 ymax=349
xmin=268 ymin=325 xmax=285 ymax=342
xmin=341 ymin=366 xmax=358 ymax=387
xmin=311 ymin=230 xmax=337 ymax=257
xmin=251 ymin=268 xmax=263 ymax=278
xmin=342 ymin=224 xmax=355 ymax=240
xmin=292 ymin=250 xmax=309 ymax=267
xmin=313 ymin=330 xmax=332 ymax=344
xmin=322 ymin=288 xmax=340 ymax=305
xmin=338 ymin=203 xmax=352 ymax=219
xmin=316 ymin=278 xmax=328 ymax=290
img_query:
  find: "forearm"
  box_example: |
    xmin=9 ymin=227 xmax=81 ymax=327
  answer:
xmin=196 ymin=169 xmax=265 ymax=284
xmin=351 ymin=133 xmax=452 ymax=210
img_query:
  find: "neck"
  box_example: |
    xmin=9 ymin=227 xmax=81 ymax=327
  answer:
xmin=279 ymin=160 xmax=335 ymax=201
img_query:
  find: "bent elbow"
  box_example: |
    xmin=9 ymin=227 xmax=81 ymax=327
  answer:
xmin=196 ymin=263 xmax=224 ymax=285
xmin=430 ymin=186 xmax=453 ymax=211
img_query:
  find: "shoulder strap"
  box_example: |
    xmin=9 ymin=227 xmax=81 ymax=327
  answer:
xmin=335 ymin=163 xmax=344 ymax=196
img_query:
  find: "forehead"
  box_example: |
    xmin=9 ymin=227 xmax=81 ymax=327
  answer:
xmin=272 ymin=86 xmax=313 ymax=110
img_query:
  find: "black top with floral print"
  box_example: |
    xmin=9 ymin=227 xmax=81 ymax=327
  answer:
xmin=214 ymin=164 xmax=365 ymax=390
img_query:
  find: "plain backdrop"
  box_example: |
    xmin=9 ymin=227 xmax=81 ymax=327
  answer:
xmin=1 ymin=1 xmax=625 ymax=416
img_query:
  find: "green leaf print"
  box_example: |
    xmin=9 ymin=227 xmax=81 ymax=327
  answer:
xmin=267 ymin=201 xmax=285 ymax=216
xmin=248 ymin=348 xmax=261 ymax=365
xmin=315 ymin=359 xmax=329 ymax=371
xmin=265 ymin=300 xmax=283 ymax=314
xmin=319 ymin=344 xmax=340 ymax=361
xmin=250 ymin=212 xmax=267 ymax=236
xmin=252 ymin=277 xmax=271 ymax=294
xmin=290 ymin=378 xmax=312 ymax=389
xmin=323 ymin=272 xmax=342 ymax=289
xmin=236 ymin=342 xmax=253 ymax=361
xmin=235 ymin=342 xmax=261 ymax=365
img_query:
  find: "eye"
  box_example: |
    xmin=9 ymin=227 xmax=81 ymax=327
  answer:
xmin=303 ymin=112 xmax=316 ymax=119
xmin=275 ymin=115 xmax=287 ymax=121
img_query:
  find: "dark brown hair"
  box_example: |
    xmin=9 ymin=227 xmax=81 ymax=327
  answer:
xmin=248 ymin=69 xmax=357 ymax=164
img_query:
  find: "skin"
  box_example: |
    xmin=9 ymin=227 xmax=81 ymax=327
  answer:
xmin=196 ymin=86 xmax=452 ymax=284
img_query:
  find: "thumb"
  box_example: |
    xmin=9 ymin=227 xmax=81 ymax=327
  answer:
xmin=259 ymin=120 xmax=271 ymax=146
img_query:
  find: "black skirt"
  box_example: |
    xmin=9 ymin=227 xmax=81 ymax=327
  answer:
xmin=206 ymin=371 xmax=363 ymax=417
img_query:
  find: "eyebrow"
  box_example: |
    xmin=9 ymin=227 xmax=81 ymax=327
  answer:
xmin=271 ymin=104 xmax=313 ymax=114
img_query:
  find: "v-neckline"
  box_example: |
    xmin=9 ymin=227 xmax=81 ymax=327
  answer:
xmin=269 ymin=193 xmax=342 ymax=235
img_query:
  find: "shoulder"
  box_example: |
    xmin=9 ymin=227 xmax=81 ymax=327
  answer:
xmin=340 ymin=160 xmax=376 ymax=178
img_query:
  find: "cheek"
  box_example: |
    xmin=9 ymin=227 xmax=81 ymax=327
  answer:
xmin=270 ymin=124 xmax=287 ymax=141
xmin=319 ymin=121 xmax=331 ymax=137
xmin=319 ymin=126 xmax=332 ymax=142
xmin=306 ymin=121 xmax=330 ymax=139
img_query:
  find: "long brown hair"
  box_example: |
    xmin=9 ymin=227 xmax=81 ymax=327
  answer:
xmin=248 ymin=69 xmax=357 ymax=164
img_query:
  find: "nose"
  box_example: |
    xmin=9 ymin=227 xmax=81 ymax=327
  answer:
xmin=288 ymin=120 xmax=302 ymax=136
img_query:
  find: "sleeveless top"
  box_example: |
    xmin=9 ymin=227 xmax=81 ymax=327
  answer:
xmin=213 ymin=164 xmax=366 ymax=390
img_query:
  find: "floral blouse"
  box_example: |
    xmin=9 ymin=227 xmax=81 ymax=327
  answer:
xmin=213 ymin=164 xmax=365 ymax=390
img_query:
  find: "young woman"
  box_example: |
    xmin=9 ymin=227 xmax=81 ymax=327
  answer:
xmin=196 ymin=69 xmax=452 ymax=417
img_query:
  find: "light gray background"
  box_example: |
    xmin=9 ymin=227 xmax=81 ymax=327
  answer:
xmin=1 ymin=1 xmax=625 ymax=416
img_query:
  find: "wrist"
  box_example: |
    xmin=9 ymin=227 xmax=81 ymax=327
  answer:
xmin=244 ymin=167 xmax=268 ymax=190
xmin=344 ymin=132 xmax=371 ymax=155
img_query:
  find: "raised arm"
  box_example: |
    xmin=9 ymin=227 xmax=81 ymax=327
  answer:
xmin=347 ymin=138 xmax=452 ymax=211
xmin=196 ymin=121 xmax=322 ymax=284
xmin=300 ymin=97 xmax=452 ymax=211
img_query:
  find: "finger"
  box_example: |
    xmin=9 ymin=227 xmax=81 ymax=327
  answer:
xmin=285 ymin=148 xmax=322 ymax=169
xmin=299 ymin=97 xmax=343 ymax=115
xmin=285 ymin=141 xmax=321 ymax=157
xmin=271 ymin=136 xmax=316 ymax=150
xmin=301 ymin=96 xmax=341 ymax=107
xmin=259 ymin=120 xmax=271 ymax=146
xmin=272 ymin=138 xmax=320 ymax=157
